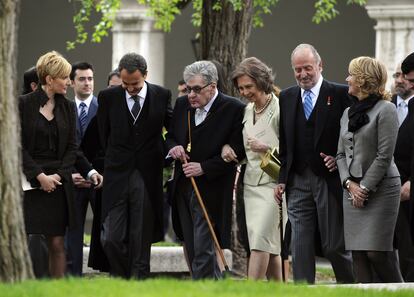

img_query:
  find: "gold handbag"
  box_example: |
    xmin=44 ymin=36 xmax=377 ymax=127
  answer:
xmin=260 ymin=147 xmax=281 ymax=180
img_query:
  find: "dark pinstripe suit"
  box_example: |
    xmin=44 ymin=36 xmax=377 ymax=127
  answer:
xmin=278 ymin=80 xmax=354 ymax=283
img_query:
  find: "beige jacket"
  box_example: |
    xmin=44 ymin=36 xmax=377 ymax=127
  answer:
xmin=243 ymin=94 xmax=280 ymax=186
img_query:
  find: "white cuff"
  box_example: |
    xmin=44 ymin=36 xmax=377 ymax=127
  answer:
xmin=87 ymin=169 xmax=98 ymax=180
xmin=360 ymin=183 xmax=370 ymax=192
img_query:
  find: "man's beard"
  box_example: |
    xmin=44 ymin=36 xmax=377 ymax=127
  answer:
xmin=395 ymin=86 xmax=413 ymax=99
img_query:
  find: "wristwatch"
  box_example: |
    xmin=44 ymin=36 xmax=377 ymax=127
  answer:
xmin=345 ymin=179 xmax=351 ymax=190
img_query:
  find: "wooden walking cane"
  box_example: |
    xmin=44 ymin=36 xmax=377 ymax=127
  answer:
xmin=182 ymin=158 xmax=230 ymax=273
xmin=279 ymin=202 xmax=286 ymax=282
xmin=184 ymin=111 xmax=231 ymax=274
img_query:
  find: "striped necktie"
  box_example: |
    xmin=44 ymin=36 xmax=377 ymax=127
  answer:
xmin=303 ymin=90 xmax=313 ymax=120
xmin=79 ymin=102 xmax=88 ymax=135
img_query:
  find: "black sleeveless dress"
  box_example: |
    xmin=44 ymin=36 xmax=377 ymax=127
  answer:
xmin=24 ymin=114 xmax=68 ymax=235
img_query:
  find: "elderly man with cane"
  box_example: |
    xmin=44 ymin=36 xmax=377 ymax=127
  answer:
xmin=166 ymin=60 xmax=245 ymax=279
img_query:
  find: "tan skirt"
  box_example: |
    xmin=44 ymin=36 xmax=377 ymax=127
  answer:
xmin=244 ymin=182 xmax=287 ymax=254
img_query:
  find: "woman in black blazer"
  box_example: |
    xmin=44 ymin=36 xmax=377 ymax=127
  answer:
xmin=20 ymin=51 xmax=77 ymax=278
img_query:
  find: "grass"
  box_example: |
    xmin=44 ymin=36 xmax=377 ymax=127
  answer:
xmin=83 ymin=234 xmax=91 ymax=245
xmin=315 ymin=266 xmax=336 ymax=282
xmin=152 ymin=241 xmax=181 ymax=247
xmin=1 ymin=278 xmax=413 ymax=297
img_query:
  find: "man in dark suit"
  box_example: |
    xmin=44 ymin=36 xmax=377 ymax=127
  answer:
xmin=66 ymin=62 xmax=103 ymax=276
xmin=274 ymin=44 xmax=354 ymax=284
xmin=97 ymin=53 xmax=172 ymax=279
xmin=401 ymin=53 xmax=414 ymax=259
xmin=166 ymin=60 xmax=245 ymax=279
xmin=392 ymin=62 xmax=414 ymax=282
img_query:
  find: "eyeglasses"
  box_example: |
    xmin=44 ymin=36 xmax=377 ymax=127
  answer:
xmin=392 ymin=72 xmax=414 ymax=83
xmin=185 ymin=83 xmax=211 ymax=94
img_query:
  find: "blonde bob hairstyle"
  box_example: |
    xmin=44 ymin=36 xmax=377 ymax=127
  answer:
xmin=36 ymin=51 xmax=71 ymax=85
xmin=348 ymin=56 xmax=391 ymax=100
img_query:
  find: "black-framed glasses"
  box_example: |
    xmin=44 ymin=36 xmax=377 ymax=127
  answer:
xmin=185 ymin=83 xmax=211 ymax=94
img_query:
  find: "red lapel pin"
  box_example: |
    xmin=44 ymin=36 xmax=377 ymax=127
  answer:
xmin=327 ymin=96 xmax=332 ymax=106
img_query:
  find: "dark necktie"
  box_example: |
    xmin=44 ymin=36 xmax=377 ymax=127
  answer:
xmin=79 ymin=102 xmax=88 ymax=135
xmin=131 ymin=95 xmax=141 ymax=118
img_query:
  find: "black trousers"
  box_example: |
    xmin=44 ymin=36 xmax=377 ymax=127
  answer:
xmin=65 ymin=186 xmax=95 ymax=276
xmin=175 ymin=177 xmax=221 ymax=280
xmin=101 ymin=170 xmax=153 ymax=279
xmin=395 ymin=201 xmax=414 ymax=281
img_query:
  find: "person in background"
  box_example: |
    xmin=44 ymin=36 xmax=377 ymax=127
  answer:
xmin=400 ymin=52 xmax=414 ymax=270
xmin=20 ymin=51 xmax=77 ymax=278
xmin=66 ymin=61 xmax=103 ymax=276
xmin=107 ymin=69 xmax=121 ymax=87
xmin=22 ymin=66 xmax=39 ymax=94
xmin=177 ymin=79 xmax=187 ymax=97
xmin=337 ymin=56 xmax=403 ymax=283
xmin=391 ymin=62 xmax=414 ymax=282
xmin=222 ymin=57 xmax=287 ymax=281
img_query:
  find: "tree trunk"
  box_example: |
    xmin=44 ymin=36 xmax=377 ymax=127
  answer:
xmin=201 ymin=1 xmax=254 ymax=276
xmin=0 ymin=0 xmax=33 ymax=282
xmin=201 ymin=0 xmax=253 ymax=95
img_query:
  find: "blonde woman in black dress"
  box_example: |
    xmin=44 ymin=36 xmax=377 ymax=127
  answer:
xmin=20 ymin=51 xmax=77 ymax=278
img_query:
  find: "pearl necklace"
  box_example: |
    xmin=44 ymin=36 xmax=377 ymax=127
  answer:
xmin=254 ymin=94 xmax=272 ymax=114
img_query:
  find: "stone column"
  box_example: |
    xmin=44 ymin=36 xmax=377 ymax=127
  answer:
xmin=366 ymin=0 xmax=414 ymax=87
xmin=112 ymin=0 xmax=165 ymax=85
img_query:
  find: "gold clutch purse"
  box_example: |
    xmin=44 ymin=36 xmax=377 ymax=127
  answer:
xmin=260 ymin=147 xmax=281 ymax=180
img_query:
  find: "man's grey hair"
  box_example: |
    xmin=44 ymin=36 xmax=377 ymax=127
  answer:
xmin=183 ymin=61 xmax=218 ymax=84
xmin=291 ymin=43 xmax=322 ymax=66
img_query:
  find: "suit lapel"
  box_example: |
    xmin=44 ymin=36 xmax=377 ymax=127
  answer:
xmin=314 ymin=80 xmax=330 ymax=146
xmin=87 ymin=96 xmax=98 ymax=123
xmin=114 ymin=87 xmax=132 ymax=126
xmin=132 ymin=83 xmax=157 ymax=152
xmin=189 ymin=107 xmax=196 ymax=131
xmin=285 ymin=87 xmax=300 ymax=150
xmin=195 ymin=92 xmax=223 ymax=128
xmin=185 ymin=106 xmax=195 ymax=151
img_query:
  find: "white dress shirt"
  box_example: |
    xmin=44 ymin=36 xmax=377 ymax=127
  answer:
xmin=126 ymin=82 xmax=148 ymax=123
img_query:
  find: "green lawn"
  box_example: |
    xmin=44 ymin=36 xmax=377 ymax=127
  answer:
xmin=1 ymin=278 xmax=412 ymax=297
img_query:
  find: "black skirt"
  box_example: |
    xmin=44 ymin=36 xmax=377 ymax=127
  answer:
xmin=24 ymin=186 xmax=68 ymax=236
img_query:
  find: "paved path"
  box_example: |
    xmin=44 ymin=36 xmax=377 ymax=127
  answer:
xmin=82 ymin=247 xmax=414 ymax=290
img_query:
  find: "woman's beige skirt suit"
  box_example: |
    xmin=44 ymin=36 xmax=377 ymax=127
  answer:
xmin=243 ymin=94 xmax=287 ymax=254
